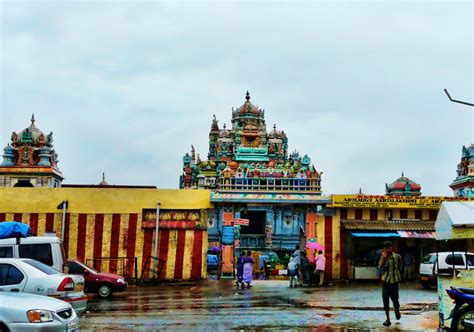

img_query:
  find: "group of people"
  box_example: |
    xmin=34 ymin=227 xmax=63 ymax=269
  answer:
xmin=288 ymin=245 xmax=326 ymax=288
xmin=232 ymin=240 xmax=404 ymax=328
xmin=236 ymin=250 xmax=255 ymax=288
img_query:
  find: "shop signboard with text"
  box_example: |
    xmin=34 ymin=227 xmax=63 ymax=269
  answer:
xmin=329 ymin=195 xmax=472 ymax=209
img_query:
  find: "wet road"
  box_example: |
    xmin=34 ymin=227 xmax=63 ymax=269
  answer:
xmin=80 ymin=280 xmax=438 ymax=331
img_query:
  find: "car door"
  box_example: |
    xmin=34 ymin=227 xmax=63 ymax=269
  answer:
xmin=0 ymin=263 xmax=27 ymax=292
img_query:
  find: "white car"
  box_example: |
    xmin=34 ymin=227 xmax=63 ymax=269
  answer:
xmin=419 ymin=252 xmax=474 ymax=288
xmin=0 ymin=292 xmax=78 ymax=332
xmin=0 ymin=258 xmax=87 ymax=314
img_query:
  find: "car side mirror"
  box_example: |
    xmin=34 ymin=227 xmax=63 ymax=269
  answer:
xmin=83 ymin=269 xmax=90 ymax=275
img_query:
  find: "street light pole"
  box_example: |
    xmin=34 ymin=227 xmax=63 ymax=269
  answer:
xmin=61 ymin=200 xmax=68 ymax=242
xmin=154 ymin=202 xmax=161 ymax=259
xmin=444 ymin=89 xmax=474 ymax=107
xmin=153 ymin=202 xmax=161 ymax=279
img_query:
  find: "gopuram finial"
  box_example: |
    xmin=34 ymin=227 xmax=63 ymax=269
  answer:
xmin=273 ymin=124 xmax=276 ymax=131
xmin=31 ymin=114 xmax=35 ymax=125
xmin=401 ymin=171 xmax=404 ymax=177
xmin=223 ymin=123 xmax=226 ymax=130
xmin=99 ymin=172 xmax=108 ymax=186
xmin=245 ymin=91 xmax=250 ymax=101
xmin=359 ymin=188 xmax=363 ymax=194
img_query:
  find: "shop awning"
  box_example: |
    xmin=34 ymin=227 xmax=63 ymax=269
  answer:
xmin=396 ymin=231 xmax=435 ymax=239
xmin=351 ymin=232 xmax=400 ymax=238
xmin=436 ymin=202 xmax=474 ymax=240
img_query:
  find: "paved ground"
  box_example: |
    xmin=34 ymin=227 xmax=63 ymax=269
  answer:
xmin=80 ymin=280 xmax=439 ymax=331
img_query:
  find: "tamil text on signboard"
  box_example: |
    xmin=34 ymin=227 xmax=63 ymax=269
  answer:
xmin=233 ymin=218 xmax=250 ymax=226
xmin=222 ymin=226 xmax=235 ymax=245
xmin=329 ymin=195 xmax=472 ymax=209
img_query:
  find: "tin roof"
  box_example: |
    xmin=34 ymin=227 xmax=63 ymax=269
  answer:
xmin=341 ymin=219 xmax=435 ymax=231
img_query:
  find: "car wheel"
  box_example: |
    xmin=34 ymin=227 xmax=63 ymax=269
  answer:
xmin=98 ymin=283 xmax=113 ymax=298
xmin=0 ymin=322 xmax=10 ymax=332
xmin=451 ymin=305 xmax=474 ymax=332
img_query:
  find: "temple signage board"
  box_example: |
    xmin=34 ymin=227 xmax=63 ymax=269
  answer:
xmin=233 ymin=218 xmax=249 ymax=226
xmin=329 ymin=195 xmax=472 ymax=209
xmin=222 ymin=226 xmax=235 ymax=245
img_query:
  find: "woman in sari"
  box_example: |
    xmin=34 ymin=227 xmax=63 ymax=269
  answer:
xmin=242 ymin=250 xmax=254 ymax=288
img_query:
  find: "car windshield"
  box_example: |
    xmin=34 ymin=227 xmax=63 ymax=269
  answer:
xmin=24 ymin=259 xmax=60 ymax=275
xmin=422 ymin=254 xmax=437 ymax=264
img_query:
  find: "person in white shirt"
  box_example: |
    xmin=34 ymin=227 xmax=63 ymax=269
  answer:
xmin=292 ymin=245 xmax=302 ymax=286
xmin=288 ymin=258 xmax=298 ymax=288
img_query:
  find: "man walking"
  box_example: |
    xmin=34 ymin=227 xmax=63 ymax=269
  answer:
xmin=378 ymin=241 xmax=402 ymax=327
xmin=314 ymin=250 xmax=326 ymax=286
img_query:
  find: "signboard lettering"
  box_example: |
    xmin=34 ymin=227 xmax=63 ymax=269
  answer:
xmin=233 ymin=218 xmax=250 ymax=226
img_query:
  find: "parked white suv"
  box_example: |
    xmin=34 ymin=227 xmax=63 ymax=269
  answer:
xmin=0 ymin=236 xmax=66 ymax=272
xmin=419 ymin=252 xmax=474 ymax=289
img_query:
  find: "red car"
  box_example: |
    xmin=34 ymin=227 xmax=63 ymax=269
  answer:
xmin=67 ymin=260 xmax=127 ymax=298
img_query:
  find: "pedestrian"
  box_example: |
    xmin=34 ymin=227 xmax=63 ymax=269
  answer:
xmin=403 ymin=251 xmax=414 ymax=281
xmin=378 ymin=241 xmax=402 ymax=327
xmin=235 ymin=251 xmax=245 ymax=288
xmin=288 ymin=257 xmax=298 ymax=288
xmin=314 ymin=250 xmax=326 ymax=286
xmin=292 ymin=245 xmax=302 ymax=286
xmin=242 ymin=250 xmax=254 ymax=288
xmin=301 ymin=252 xmax=309 ymax=286
xmin=263 ymin=259 xmax=271 ymax=280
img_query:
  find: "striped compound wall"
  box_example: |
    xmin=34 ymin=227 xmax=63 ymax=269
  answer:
xmin=0 ymin=188 xmax=212 ymax=281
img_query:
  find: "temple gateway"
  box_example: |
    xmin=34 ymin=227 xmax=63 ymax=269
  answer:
xmin=180 ymin=92 xmax=330 ymax=277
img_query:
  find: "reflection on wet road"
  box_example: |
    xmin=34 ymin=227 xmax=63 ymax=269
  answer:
xmin=80 ymin=280 xmax=438 ymax=331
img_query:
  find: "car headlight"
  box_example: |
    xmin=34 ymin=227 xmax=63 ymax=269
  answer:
xmin=27 ymin=310 xmax=54 ymax=323
xmin=117 ymin=278 xmax=125 ymax=284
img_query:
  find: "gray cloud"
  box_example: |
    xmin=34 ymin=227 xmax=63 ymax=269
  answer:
xmin=1 ymin=1 xmax=472 ymax=195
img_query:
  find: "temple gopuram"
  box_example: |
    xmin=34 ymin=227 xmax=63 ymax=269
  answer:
xmin=450 ymin=144 xmax=474 ymax=197
xmin=180 ymin=92 xmax=330 ymax=277
xmin=0 ymin=115 xmax=63 ymax=187
xmin=385 ymin=173 xmax=422 ymax=196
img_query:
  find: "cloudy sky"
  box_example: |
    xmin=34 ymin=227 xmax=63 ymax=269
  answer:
xmin=1 ymin=1 xmax=472 ymax=195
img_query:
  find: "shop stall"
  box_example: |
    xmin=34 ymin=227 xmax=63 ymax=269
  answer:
xmin=435 ymin=202 xmax=474 ymax=329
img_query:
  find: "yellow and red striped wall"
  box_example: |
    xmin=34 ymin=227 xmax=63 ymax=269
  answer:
xmin=0 ymin=188 xmax=212 ymax=280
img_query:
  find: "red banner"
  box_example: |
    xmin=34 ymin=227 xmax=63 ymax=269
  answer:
xmin=233 ymin=218 xmax=249 ymax=226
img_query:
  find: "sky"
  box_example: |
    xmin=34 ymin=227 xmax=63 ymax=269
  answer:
xmin=0 ymin=1 xmax=472 ymax=196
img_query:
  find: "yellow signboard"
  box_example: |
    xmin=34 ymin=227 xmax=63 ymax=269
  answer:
xmin=329 ymin=195 xmax=472 ymax=209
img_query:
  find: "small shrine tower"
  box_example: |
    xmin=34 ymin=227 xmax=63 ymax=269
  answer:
xmin=385 ymin=173 xmax=422 ymax=196
xmin=450 ymin=144 xmax=474 ymax=197
xmin=0 ymin=115 xmax=64 ymax=187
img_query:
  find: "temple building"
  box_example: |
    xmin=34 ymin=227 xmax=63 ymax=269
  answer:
xmin=450 ymin=144 xmax=474 ymax=197
xmin=0 ymin=115 xmax=63 ymax=187
xmin=385 ymin=173 xmax=421 ymax=196
xmin=180 ymin=92 xmax=329 ymax=277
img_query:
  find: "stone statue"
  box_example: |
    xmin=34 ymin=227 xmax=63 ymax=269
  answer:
xmin=46 ymin=132 xmax=54 ymax=147
xmin=191 ymin=145 xmax=196 ymax=162
xmin=11 ymin=132 xmax=18 ymax=145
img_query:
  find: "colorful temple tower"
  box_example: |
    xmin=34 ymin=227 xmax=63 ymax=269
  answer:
xmin=180 ymin=92 xmax=329 ymax=277
xmin=450 ymin=144 xmax=474 ymax=197
xmin=0 ymin=115 xmax=63 ymax=187
xmin=385 ymin=173 xmax=422 ymax=196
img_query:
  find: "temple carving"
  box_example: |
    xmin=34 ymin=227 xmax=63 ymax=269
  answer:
xmin=450 ymin=144 xmax=474 ymax=197
xmin=180 ymin=92 xmax=321 ymax=192
xmin=0 ymin=115 xmax=63 ymax=187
